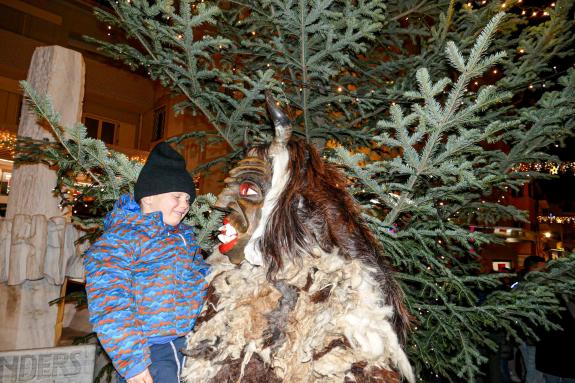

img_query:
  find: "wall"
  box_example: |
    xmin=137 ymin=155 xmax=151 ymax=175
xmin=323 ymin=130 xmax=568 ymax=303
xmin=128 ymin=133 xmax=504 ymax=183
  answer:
xmin=0 ymin=0 xmax=155 ymax=151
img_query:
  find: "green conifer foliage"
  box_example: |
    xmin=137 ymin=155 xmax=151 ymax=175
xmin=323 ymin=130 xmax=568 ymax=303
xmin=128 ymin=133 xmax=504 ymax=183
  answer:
xmin=333 ymin=12 xmax=575 ymax=380
xmin=17 ymin=0 xmax=575 ymax=381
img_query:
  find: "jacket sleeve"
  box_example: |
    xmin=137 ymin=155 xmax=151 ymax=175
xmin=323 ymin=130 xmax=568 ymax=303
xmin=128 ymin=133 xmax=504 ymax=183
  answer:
xmin=84 ymin=228 xmax=150 ymax=379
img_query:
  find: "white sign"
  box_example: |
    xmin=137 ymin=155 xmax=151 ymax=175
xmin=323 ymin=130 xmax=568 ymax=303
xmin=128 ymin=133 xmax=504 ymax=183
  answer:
xmin=0 ymin=344 xmax=95 ymax=383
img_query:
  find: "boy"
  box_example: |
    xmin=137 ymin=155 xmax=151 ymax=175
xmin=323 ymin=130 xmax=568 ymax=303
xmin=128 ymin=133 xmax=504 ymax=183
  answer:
xmin=84 ymin=142 xmax=209 ymax=383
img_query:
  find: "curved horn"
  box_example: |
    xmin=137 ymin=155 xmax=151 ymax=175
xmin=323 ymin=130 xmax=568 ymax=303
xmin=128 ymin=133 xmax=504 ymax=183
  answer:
xmin=242 ymin=127 xmax=250 ymax=149
xmin=265 ymin=91 xmax=292 ymax=148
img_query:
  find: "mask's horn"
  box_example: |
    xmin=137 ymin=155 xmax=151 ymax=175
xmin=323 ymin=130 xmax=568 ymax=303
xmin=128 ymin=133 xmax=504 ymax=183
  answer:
xmin=242 ymin=127 xmax=250 ymax=149
xmin=265 ymin=91 xmax=292 ymax=150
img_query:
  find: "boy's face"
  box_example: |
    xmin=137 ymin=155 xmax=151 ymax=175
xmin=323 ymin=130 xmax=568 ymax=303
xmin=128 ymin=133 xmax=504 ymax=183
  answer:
xmin=140 ymin=192 xmax=191 ymax=226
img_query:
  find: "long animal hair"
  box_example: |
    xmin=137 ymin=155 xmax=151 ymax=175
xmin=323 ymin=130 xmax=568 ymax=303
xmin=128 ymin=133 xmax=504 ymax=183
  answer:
xmin=250 ymin=138 xmax=412 ymax=343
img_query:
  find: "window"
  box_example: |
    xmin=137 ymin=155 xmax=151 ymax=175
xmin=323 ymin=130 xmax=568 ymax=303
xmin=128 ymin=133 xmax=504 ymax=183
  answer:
xmin=0 ymin=170 xmax=11 ymax=195
xmin=152 ymin=106 xmax=166 ymax=142
xmin=83 ymin=116 xmax=118 ymax=145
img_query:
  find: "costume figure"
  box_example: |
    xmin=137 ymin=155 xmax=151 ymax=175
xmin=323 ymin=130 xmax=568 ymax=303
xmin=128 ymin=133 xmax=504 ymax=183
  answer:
xmin=182 ymin=95 xmax=414 ymax=383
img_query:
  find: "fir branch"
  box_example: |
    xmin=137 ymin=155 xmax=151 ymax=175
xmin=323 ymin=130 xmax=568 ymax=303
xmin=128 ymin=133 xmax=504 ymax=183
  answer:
xmin=20 ymin=81 xmax=104 ymax=187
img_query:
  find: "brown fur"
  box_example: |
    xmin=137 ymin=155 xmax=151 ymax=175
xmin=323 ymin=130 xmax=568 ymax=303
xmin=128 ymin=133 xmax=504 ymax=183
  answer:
xmin=347 ymin=362 xmax=401 ymax=383
xmin=195 ymin=284 xmax=219 ymax=327
xmin=209 ymin=354 xmax=282 ymax=383
xmin=252 ymin=139 xmax=411 ymax=342
xmin=313 ymin=337 xmax=352 ymax=361
xmin=310 ymin=284 xmax=333 ymax=303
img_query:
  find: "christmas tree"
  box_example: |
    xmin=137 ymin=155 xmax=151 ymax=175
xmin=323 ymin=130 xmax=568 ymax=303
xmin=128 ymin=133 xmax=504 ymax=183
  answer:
xmin=18 ymin=0 xmax=575 ymax=381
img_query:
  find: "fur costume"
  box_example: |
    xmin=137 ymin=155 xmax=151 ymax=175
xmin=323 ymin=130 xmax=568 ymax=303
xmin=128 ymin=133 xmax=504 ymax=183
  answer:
xmin=182 ymin=94 xmax=414 ymax=382
xmin=182 ymin=249 xmax=414 ymax=383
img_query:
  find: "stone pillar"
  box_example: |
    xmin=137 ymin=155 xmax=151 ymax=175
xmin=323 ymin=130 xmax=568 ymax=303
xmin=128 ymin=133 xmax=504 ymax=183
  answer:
xmin=0 ymin=46 xmax=85 ymax=351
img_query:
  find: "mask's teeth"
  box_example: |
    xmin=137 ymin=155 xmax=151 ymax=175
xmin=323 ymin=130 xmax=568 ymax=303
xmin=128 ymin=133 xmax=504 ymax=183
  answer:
xmin=225 ymin=223 xmax=238 ymax=236
xmin=218 ymin=223 xmax=238 ymax=244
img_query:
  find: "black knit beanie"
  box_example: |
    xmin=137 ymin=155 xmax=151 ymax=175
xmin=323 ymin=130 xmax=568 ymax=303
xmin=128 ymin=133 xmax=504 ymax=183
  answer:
xmin=134 ymin=142 xmax=196 ymax=202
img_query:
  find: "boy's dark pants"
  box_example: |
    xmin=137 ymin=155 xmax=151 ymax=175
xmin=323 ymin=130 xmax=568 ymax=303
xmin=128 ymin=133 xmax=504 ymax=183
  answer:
xmin=117 ymin=337 xmax=186 ymax=383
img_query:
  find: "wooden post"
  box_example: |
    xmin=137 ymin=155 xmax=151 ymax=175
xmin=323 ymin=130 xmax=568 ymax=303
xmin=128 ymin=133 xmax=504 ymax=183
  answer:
xmin=0 ymin=46 xmax=85 ymax=351
xmin=6 ymin=46 xmax=85 ymax=219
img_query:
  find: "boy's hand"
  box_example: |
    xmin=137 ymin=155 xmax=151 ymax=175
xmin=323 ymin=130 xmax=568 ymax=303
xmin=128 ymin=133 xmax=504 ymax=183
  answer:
xmin=127 ymin=368 xmax=153 ymax=383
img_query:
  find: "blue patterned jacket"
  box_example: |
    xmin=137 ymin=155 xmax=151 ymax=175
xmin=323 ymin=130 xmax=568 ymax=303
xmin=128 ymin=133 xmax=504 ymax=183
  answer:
xmin=84 ymin=194 xmax=209 ymax=379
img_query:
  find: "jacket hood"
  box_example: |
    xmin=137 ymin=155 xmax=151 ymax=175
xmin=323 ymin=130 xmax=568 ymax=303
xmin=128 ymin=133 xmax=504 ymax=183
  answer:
xmin=103 ymin=194 xmax=184 ymax=234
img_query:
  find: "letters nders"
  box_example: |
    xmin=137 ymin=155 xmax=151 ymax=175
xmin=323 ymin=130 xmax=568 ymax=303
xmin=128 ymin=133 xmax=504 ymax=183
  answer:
xmin=0 ymin=344 xmax=95 ymax=382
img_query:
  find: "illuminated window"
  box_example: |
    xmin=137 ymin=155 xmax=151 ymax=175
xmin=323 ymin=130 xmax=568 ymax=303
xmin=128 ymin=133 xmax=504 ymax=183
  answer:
xmin=0 ymin=170 xmax=11 ymax=195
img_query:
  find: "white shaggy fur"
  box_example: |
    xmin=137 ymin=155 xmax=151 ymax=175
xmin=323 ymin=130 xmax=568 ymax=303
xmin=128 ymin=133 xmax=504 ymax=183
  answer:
xmin=243 ymin=148 xmax=290 ymax=266
xmin=182 ymin=248 xmax=415 ymax=383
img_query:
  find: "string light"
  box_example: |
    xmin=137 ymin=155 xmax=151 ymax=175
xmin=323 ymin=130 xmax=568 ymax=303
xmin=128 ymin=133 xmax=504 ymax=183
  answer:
xmin=511 ymin=161 xmax=575 ymax=175
xmin=0 ymin=131 xmax=17 ymax=155
xmin=262 ymin=53 xmax=572 ymax=106
xmin=538 ymin=215 xmax=575 ymax=224
xmin=129 ymin=155 xmax=147 ymax=164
